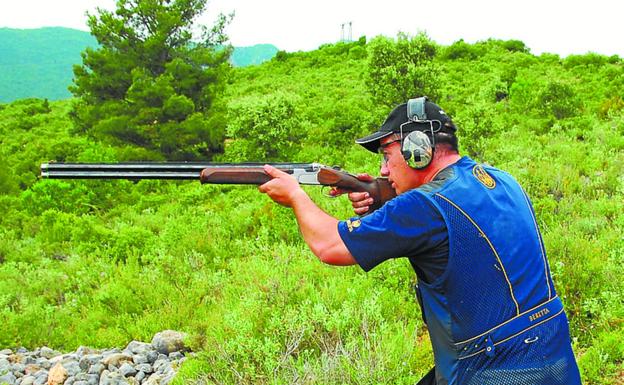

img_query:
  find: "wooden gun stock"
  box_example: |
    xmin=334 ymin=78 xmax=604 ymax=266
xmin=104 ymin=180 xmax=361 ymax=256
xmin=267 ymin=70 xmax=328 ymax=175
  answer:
xmin=317 ymin=167 xmax=396 ymax=212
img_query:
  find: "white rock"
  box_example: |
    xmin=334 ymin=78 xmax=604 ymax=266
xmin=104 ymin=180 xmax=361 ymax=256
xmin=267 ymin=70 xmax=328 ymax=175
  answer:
xmin=101 ymin=354 xmax=132 ymax=367
xmin=150 ymin=331 xmax=188 ymax=355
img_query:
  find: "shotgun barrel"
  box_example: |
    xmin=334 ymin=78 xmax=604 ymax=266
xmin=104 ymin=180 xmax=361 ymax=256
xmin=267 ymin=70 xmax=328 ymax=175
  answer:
xmin=40 ymin=162 xmax=319 ymax=181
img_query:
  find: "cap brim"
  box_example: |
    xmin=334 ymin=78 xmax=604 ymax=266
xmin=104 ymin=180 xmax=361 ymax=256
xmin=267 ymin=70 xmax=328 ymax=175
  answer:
xmin=355 ymin=130 xmax=394 ymax=153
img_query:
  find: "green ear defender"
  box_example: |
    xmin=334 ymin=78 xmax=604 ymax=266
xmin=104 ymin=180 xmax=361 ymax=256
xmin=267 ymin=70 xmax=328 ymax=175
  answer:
xmin=401 ymin=97 xmax=436 ymax=170
xmin=402 ymin=130 xmax=434 ymax=169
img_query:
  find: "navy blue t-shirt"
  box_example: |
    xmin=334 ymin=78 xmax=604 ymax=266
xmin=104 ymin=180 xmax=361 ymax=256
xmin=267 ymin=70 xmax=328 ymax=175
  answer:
xmin=337 ymin=169 xmax=452 ymax=284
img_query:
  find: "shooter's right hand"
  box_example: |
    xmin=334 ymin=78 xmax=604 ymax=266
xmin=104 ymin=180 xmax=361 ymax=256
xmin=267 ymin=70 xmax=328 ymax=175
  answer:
xmin=329 ymin=173 xmax=375 ymax=216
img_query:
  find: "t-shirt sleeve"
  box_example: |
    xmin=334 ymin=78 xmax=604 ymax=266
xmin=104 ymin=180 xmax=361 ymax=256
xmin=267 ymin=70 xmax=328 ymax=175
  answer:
xmin=337 ymin=190 xmax=446 ymax=272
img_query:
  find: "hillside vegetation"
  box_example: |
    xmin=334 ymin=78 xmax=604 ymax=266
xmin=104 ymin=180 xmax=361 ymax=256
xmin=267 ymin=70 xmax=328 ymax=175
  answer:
xmin=0 ymin=37 xmax=623 ymax=384
xmin=0 ymin=27 xmax=278 ymax=103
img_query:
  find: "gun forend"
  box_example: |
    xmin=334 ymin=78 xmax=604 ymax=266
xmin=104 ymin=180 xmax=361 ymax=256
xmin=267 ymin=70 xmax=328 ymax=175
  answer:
xmin=200 ymin=167 xmax=272 ymax=184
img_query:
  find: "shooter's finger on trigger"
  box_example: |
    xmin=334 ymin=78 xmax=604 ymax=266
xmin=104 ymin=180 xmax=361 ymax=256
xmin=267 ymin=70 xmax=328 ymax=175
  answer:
xmin=329 ymin=187 xmax=342 ymax=196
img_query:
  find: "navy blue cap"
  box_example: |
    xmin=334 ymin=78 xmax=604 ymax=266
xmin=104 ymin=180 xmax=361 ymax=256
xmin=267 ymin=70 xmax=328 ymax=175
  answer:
xmin=356 ymin=100 xmax=455 ymax=153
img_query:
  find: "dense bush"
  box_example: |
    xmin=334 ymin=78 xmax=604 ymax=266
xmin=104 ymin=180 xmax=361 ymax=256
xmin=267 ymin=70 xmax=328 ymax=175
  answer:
xmin=366 ymin=33 xmax=441 ymax=106
xmin=223 ymin=92 xmax=305 ymax=161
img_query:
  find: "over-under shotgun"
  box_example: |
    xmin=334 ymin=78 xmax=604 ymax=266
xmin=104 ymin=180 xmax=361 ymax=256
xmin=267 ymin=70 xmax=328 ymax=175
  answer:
xmin=40 ymin=162 xmax=396 ymax=213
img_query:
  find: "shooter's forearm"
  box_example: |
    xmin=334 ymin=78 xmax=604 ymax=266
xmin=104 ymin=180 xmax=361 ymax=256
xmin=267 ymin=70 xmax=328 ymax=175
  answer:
xmin=290 ymin=190 xmax=355 ymax=266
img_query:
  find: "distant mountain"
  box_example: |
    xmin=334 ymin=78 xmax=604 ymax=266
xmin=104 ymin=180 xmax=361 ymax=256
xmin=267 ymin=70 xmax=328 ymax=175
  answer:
xmin=0 ymin=27 xmax=98 ymax=102
xmin=230 ymin=44 xmax=279 ymax=67
xmin=0 ymin=27 xmax=278 ymax=103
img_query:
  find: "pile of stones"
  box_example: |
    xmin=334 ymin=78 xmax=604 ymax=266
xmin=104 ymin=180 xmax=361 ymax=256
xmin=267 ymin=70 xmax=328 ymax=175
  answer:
xmin=0 ymin=330 xmax=190 ymax=385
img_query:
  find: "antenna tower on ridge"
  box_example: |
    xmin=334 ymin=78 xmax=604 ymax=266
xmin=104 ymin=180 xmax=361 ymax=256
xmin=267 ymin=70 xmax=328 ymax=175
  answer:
xmin=340 ymin=21 xmax=353 ymax=42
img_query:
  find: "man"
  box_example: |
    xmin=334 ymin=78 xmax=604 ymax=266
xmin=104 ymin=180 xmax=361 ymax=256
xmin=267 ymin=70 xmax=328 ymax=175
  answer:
xmin=258 ymin=97 xmax=582 ymax=385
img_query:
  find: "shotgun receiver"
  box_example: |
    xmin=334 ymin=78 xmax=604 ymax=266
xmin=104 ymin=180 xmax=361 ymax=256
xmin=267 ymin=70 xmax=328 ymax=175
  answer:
xmin=40 ymin=162 xmax=396 ymax=213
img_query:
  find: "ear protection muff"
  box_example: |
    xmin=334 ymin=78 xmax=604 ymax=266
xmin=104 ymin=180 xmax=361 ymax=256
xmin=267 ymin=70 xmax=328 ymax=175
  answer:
xmin=400 ymin=97 xmax=436 ymax=169
xmin=402 ymin=130 xmax=434 ymax=169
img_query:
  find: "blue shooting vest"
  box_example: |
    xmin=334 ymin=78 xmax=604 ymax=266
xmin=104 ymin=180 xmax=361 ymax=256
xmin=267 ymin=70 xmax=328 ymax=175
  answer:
xmin=417 ymin=157 xmax=581 ymax=385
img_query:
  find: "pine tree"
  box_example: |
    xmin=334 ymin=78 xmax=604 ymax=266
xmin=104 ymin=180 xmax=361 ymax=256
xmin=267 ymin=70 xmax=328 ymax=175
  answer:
xmin=70 ymin=0 xmax=232 ymax=160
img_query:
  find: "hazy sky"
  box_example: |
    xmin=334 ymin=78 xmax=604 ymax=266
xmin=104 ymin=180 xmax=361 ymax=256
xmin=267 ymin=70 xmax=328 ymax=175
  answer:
xmin=1 ymin=0 xmax=623 ymax=57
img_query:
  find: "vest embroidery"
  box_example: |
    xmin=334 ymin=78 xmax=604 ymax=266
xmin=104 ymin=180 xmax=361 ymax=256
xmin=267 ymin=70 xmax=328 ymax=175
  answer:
xmin=473 ymin=165 xmax=496 ymax=189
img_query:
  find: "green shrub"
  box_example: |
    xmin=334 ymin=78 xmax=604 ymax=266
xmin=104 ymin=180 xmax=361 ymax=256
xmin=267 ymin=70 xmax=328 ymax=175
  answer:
xmin=599 ymin=95 xmax=624 ymax=117
xmin=20 ymin=180 xmax=95 ymax=216
xmin=442 ymin=39 xmax=477 ymax=60
xmin=563 ymin=53 xmax=610 ymax=68
xmin=537 ymin=81 xmax=581 ymax=119
xmin=366 ymin=32 xmax=440 ymax=106
xmin=499 ymin=39 xmax=530 ymax=53
xmin=224 ymin=92 xmax=305 ymax=161
xmin=0 ymin=163 xmax=18 ymax=195
xmin=348 ymin=45 xmax=367 ymax=59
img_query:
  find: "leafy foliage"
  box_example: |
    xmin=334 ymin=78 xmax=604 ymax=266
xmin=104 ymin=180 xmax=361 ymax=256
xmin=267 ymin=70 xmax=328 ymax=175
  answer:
xmin=366 ymin=33 xmax=441 ymax=107
xmin=223 ymin=92 xmax=305 ymax=161
xmin=442 ymin=38 xmax=530 ymax=61
xmin=70 ymin=0 xmax=232 ymax=160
